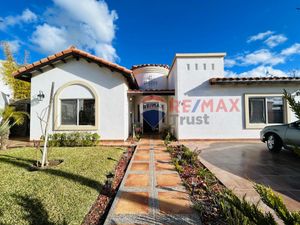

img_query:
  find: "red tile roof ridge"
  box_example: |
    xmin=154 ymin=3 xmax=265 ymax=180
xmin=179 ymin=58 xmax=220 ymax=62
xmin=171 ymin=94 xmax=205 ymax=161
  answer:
xmin=131 ymin=64 xmax=170 ymax=70
xmin=12 ymin=46 xmax=132 ymax=77
xmin=209 ymin=76 xmax=300 ymax=84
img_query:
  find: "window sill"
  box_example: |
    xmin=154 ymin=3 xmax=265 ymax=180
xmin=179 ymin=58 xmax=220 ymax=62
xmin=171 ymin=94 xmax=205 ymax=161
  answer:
xmin=245 ymin=123 xmax=284 ymax=129
xmin=54 ymin=125 xmax=98 ymax=131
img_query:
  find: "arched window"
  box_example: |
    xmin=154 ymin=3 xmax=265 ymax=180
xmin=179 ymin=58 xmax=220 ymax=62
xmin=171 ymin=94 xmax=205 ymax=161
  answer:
xmin=54 ymin=81 xmax=98 ymax=131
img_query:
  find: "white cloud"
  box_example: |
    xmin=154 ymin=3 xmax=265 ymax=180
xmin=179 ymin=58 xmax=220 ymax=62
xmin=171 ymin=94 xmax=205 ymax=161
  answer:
xmin=228 ymin=42 xmax=300 ymax=68
xmin=240 ymin=49 xmax=285 ymax=66
xmin=264 ymin=34 xmax=287 ymax=48
xmin=226 ymin=66 xmax=287 ymax=78
xmin=226 ymin=31 xmax=300 ymax=77
xmin=239 ymin=66 xmax=287 ymax=77
xmin=52 ymin=0 xmax=117 ymax=43
xmin=281 ymin=43 xmax=300 ymax=56
xmin=21 ymin=9 xmax=38 ymax=22
xmin=224 ymin=70 xmax=237 ymax=77
xmin=95 ymin=43 xmax=118 ymax=62
xmin=247 ymin=30 xmax=274 ymax=43
xmin=248 ymin=31 xmax=287 ymax=47
xmin=4 ymin=40 xmax=21 ymax=53
xmin=224 ymin=59 xmax=236 ymax=68
xmin=0 ymin=9 xmax=37 ymax=30
xmin=0 ymin=40 xmax=21 ymax=53
xmin=31 ymin=24 xmax=68 ymax=53
xmin=31 ymin=0 xmax=119 ymax=62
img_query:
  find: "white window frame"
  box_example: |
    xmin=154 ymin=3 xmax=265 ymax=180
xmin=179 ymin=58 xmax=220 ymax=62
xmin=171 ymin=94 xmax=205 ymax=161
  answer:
xmin=244 ymin=93 xmax=287 ymax=129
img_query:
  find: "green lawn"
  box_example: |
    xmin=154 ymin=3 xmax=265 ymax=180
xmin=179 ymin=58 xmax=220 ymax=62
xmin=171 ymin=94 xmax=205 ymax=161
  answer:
xmin=0 ymin=146 xmax=124 ymax=225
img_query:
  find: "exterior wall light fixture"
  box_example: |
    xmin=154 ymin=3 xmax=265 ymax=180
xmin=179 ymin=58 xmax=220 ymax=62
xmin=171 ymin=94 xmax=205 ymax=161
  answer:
xmin=37 ymin=91 xmax=45 ymax=101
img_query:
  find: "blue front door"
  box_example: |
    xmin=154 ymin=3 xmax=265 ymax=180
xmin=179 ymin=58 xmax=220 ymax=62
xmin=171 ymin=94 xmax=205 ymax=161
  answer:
xmin=143 ymin=102 xmax=165 ymax=133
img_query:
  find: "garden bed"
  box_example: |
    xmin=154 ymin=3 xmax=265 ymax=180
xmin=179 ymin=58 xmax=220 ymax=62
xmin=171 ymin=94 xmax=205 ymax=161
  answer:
xmin=168 ymin=145 xmax=227 ymax=225
xmin=82 ymin=146 xmax=135 ymax=225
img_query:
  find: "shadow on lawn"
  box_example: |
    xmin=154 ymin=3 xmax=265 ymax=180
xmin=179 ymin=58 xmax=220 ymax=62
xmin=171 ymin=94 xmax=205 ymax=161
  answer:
xmin=0 ymin=209 xmax=8 ymax=225
xmin=0 ymin=155 xmax=104 ymax=193
xmin=12 ymin=194 xmax=67 ymax=225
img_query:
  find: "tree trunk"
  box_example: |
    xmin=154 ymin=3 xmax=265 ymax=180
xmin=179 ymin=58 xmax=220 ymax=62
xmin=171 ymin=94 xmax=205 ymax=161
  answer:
xmin=0 ymin=132 xmax=9 ymax=150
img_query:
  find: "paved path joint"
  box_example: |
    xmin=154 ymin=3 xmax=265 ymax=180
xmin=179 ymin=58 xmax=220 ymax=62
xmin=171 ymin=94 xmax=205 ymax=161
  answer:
xmin=104 ymin=137 xmax=202 ymax=225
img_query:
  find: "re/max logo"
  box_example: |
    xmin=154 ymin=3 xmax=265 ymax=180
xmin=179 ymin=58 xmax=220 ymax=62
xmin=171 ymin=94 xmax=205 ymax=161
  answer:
xmin=169 ymin=98 xmax=240 ymax=113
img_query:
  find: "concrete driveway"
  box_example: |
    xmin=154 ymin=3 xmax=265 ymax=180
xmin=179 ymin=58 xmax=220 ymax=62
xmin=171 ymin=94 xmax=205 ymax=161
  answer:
xmin=184 ymin=141 xmax=300 ymax=212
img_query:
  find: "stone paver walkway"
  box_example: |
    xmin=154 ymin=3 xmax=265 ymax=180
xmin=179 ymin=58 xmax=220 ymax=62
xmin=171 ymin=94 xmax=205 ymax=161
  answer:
xmin=104 ymin=137 xmax=201 ymax=225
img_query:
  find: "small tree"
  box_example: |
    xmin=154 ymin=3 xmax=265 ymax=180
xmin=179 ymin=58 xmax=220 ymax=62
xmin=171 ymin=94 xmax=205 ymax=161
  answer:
xmin=0 ymin=42 xmax=30 ymax=100
xmin=283 ymin=89 xmax=300 ymax=120
xmin=283 ymin=89 xmax=300 ymax=156
xmin=0 ymin=106 xmax=28 ymax=150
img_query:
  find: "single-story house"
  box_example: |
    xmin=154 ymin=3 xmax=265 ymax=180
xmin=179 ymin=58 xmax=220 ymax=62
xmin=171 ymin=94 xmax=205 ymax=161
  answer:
xmin=13 ymin=46 xmax=300 ymax=141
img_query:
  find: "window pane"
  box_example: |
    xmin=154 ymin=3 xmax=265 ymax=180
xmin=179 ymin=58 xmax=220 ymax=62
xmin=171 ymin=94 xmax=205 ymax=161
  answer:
xmin=267 ymin=97 xmax=284 ymax=123
xmin=61 ymin=100 xmax=77 ymax=125
xmin=79 ymin=99 xmax=95 ymax=125
xmin=249 ymin=98 xmax=266 ymax=123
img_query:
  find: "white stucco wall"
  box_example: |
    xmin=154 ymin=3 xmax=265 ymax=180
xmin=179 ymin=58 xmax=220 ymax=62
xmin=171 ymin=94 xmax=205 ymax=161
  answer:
xmin=171 ymin=55 xmax=299 ymax=140
xmin=167 ymin=60 xmax=179 ymax=136
xmin=30 ymin=59 xmax=129 ymax=141
xmin=0 ymin=67 xmax=11 ymax=110
xmin=167 ymin=65 xmax=176 ymax=90
xmin=133 ymin=66 xmax=169 ymax=90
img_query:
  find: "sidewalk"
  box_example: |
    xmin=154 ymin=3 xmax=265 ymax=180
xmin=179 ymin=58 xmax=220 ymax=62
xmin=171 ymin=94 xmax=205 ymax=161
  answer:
xmin=104 ymin=137 xmax=201 ymax=225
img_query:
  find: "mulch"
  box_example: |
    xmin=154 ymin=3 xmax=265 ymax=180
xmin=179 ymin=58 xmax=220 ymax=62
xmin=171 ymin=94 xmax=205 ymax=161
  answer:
xmin=169 ymin=145 xmax=227 ymax=225
xmin=82 ymin=146 xmax=135 ymax=225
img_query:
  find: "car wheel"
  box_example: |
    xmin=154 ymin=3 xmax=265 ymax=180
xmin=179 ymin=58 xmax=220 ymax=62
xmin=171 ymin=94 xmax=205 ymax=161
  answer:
xmin=266 ymin=134 xmax=282 ymax=152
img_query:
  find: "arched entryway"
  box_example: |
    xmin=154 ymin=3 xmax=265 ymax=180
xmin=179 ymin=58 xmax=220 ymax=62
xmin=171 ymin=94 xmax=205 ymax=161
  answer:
xmin=142 ymin=102 xmax=165 ymax=133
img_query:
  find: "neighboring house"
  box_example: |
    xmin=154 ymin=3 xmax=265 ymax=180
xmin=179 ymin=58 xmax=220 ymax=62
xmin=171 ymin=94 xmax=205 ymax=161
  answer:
xmin=0 ymin=63 xmax=11 ymax=110
xmin=13 ymin=46 xmax=300 ymax=141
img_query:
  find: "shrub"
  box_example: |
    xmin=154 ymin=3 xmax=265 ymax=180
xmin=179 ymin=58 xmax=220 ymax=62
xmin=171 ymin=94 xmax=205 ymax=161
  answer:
xmin=162 ymin=128 xmax=176 ymax=145
xmin=174 ymin=160 xmax=184 ymax=173
xmin=135 ymin=133 xmax=141 ymax=141
xmin=133 ymin=123 xmax=142 ymax=141
xmin=198 ymin=168 xmax=217 ymax=186
xmin=219 ymin=190 xmax=277 ymax=225
xmin=254 ymin=184 xmax=300 ymax=225
xmin=42 ymin=132 xmax=100 ymax=147
xmin=166 ymin=146 xmax=174 ymax=153
xmin=182 ymin=146 xmax=197 ymax=165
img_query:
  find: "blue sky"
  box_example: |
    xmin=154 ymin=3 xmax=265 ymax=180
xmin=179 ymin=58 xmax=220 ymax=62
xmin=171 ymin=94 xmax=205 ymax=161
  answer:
xmin=1 ymin=0 xmax=300 ymax=77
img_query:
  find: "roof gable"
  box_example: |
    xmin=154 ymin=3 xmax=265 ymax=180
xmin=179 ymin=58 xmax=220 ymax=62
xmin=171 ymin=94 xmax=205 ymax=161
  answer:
xmin=13 ymin=46 xmax=138 ymax=89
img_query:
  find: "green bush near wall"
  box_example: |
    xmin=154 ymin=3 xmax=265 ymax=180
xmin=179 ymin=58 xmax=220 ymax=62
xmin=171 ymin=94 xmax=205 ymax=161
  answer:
xmin=42 ymin=132 xmax=100 ymax=147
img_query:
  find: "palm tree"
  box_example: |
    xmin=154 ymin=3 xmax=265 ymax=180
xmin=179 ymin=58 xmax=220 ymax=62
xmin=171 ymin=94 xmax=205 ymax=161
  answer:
xmin=0 ymin=106 xmax=28 ymax=150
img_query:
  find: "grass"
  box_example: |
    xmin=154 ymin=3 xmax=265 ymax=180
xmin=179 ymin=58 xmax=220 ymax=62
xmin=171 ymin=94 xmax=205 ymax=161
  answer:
xmin=0 ymin=146 xmax=124 ymax=225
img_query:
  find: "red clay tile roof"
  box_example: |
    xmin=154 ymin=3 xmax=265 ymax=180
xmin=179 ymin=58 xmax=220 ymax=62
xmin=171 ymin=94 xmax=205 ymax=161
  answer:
xmin=131 ymin=64 xmax=169 ymax=70
xmin=209 ymin=76 xmax=300 ymax=85
xmin=127 ymin=89 xmax=175 ymax=95
xmin=13 ymin=46 xmax=138 ymax=88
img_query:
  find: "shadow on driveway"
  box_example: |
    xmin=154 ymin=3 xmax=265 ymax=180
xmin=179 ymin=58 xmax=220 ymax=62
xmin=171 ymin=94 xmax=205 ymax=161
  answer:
xmin=191 ymin=141 xmax=300 ymax=211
